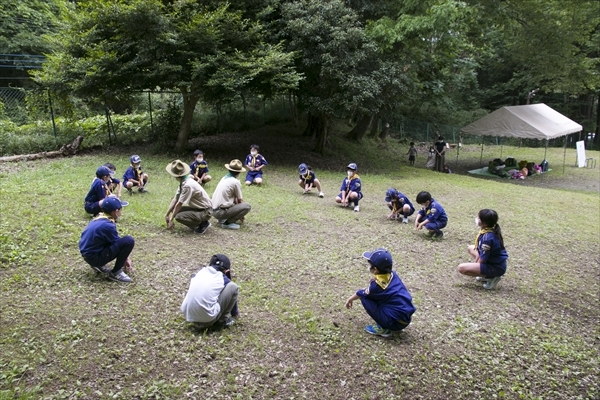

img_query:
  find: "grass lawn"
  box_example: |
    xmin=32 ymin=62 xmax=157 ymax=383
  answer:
xmin=1 ymin=127 xmax=599 ymax=399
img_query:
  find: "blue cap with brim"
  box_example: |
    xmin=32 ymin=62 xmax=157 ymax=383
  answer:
xmin=362 ymin=248 xmax=393 ymax=273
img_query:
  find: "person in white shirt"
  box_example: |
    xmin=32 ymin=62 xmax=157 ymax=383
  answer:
xmin=180 ymin=254 xmax=239 ymax=328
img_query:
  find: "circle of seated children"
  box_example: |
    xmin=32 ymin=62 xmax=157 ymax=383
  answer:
xmin=79 ymin=153 xmax=510 ymax=340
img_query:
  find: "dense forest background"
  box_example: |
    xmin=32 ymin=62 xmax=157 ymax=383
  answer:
xmin=1 ymin=0 xmax=598 ymax=154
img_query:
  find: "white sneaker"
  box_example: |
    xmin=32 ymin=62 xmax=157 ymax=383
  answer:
xmin=318 ymin=192 xmax=324 ymax=198
xmin=402 ymin=217 xmax=408 ymax=224
xmin=354 ymin=205 xmax=360 ymax=212
xmin=475 ymin=276 xmax=489 ymax=282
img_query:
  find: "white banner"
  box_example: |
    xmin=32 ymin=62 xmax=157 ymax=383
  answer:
xmin=576 ymin=140 xmax=586 ymax=168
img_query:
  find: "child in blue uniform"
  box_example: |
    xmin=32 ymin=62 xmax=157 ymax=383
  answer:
xmin=190 ymin=150 xmax=212 ymax=185
xmin=123 ymin=155 xmax=149 ymax=194
xmin=102 ymin=163 xmax=128 ymax=206
xmin=244 ymin=144 xmax=268 ymax=186
xmin=79 ymin=197 xmax=135 ymax=283
xmin=345 ymin=248 xmax=416 ymax=338
xmin=414 ymin=191 xmax=448 ymax=239
xmin=385 ymin=188 xmax=415 ymax=223
xmin=458 ymin=209 xmax=508 ymax=290
xmin=84 ymin=166 xmax=112 ymax=215
xmin=298 ymin=163 xmax=324 ymax=197
xmin=335 ymin=163 xmax=362 ymax=212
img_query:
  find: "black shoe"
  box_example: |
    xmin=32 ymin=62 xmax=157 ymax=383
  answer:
xmin=194 ymin=221 xmax=211 ymax=234
xmin=431 ymin=231 xmax=444 ymax=240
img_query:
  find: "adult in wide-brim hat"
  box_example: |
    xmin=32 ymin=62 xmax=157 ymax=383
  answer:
xmin=224 ymin=159 xmax=246 ymax=173
xmin=164 ymin=159 xmax=213 ymax=234
xmin=166 ymin=159 xmax=191 ymax=177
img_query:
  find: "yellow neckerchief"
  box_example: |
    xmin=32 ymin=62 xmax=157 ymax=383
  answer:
xmin=474 ymin=227 xmax=494 ymax=247
xmin=104 ymin=180 xmax=111 ymax=197
xmin=373 ymin=272 xmax=393 ymax=290
xmin=194 ymin=159 xmax=204 ymax=178
xmin=93 ymin=212 xmax=115 ymax=224
xmin=250 ymin=153 xmax=259 ymax=167
xmin=302 ymin=170 xmax=311 ymax=182
xmin=132 ymin=163 xmax=142 ymax=180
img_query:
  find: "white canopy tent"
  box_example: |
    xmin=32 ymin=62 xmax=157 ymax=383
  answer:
xmin=460 ymin=103 xmax=583 ymax=172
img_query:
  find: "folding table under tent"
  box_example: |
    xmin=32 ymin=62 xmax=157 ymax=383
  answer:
xmin=460 ymin=103 xmax=583 ymax=173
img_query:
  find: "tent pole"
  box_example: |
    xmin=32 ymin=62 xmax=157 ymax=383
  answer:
xmin=544 ymin=139 xmax=548 ymax=160
xmin=456 ymin=135 xmax=460 ymax=167
xmin=499 ymin=136 xmax=503 ymax=158
xmin=480 ymin=137 xmax=484 ymax=166
xmin=563 ymin=136 xmax=567 ymax=174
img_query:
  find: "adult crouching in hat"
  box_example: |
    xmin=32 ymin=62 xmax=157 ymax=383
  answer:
xmin=211 ymin=159 xmax=251 ymax=230
xmin=164 ymin=159 xmax=213 ymax=234
xmin=79 ymin=197 xmax=135 ymax=283
xmin=345 ymin=248 xmax=416 ymax=338
xmin=180 ymin=254 xmax=239 ymax=328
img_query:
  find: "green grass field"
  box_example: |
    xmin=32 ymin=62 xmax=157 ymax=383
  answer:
xmin=1 ymin=128 xmax=599 ymax=399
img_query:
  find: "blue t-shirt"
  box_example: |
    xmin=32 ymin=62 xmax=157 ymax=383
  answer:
xmin=299 ymin=171 xmax=316 ymax=184
xmin=123 ymin=165 xmax=143 ymax=183
xmin=385 ymin=189 xmax=414 ymax=211
xmin=84 ymin=178 xmax=109 ymax=203
xmin=340 ymin=176 xmax=362 ymax=193
xmin=79 ymin=216 xmax=120 ymax=257
xmin=357 ymin=270 xmax=416 ymax=325
xmin=477 ymin=230 xmax=508 ymax=269
xmin=190 ymin=160 xmax=209 ymax=178
xmin=417 ymin=198 xmax=447 ymax=223
xmin=244 ymin=154 xmax=268 ymax=169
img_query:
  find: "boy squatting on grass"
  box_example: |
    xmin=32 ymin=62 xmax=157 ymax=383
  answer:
xmin=79 ymin=197 xmax=135 ymax=283
xmin=84 ymin=166 xmax=113 ymax=216
xmin=414 ymin=190 xmax=448 ymax=240
xmin=180 ymin=254 xmax=239 ymax=328
xmin=190 ymin=149 xmax=212 ymax=185
xmin=244 ymin=144 xmax=268 ymax=186
xmin=385 ymin=188 xmax=415 ymax=224
xmin=123 ymin=155 xmax=149 ymax=194
xmin=298 ymin=163 xmax=324 ymax=197
xmin=345 ymin=248 xmax=416 ymax=338
xmin=457 ymin=209 xmax=508 ymax=290
xmin=335 ymin=163 xmax=363 ymax=212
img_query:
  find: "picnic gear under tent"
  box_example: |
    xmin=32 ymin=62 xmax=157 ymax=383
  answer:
xmin=460 ymin=103 xmax=583 ymax=173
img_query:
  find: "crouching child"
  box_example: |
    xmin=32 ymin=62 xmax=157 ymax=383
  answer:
xmin=345 ymin=248 xmax=416 ymax=338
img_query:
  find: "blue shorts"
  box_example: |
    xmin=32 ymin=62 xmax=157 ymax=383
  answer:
xmin=84 ymin=201 xmax=101 ymax=215
xmin=338 ymin=191 xmax=363 ymax=200
xmin=425 ymin=220 xmax=447 ymax=231
xmin=360 ymin=297 xmax=411 ymax=331
xmin=245 ymin=171 xmax=263 ymax=182
xmin=480 ymin=262 xmax=506 ymax=278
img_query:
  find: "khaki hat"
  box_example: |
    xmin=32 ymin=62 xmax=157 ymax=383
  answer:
xmin=165 ymin=159 xmax=191 ymax=177
xmin=225 ymin=159 xmax=246 ymax=173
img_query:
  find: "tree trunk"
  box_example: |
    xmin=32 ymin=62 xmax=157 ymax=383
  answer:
xmin=369 ymin=113 xmax=379 ymax=138
xmin=347 ymin=114 xmax=372 ymax=141
xmin=175 ymin=88 xmax=200 ymax=152
xmin=0 ymin=136 xmax=83 ymax=162
xmin=303 ymin=112 xmax=318 ymax=137
xmin=379 ymin=120 xmax=390 ymax=141
xmin=314 ymin=113 xmax=329 ymax=154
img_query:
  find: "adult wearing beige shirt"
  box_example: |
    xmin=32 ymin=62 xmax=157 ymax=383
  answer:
xmin=165 ymin=160 xmax=213 ymax=234
xmin=212 ymin=159 xmax=251 ymax=230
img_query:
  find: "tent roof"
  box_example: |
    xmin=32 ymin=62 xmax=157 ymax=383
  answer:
xmin=460 ymin=103 xmax=582 ymax=140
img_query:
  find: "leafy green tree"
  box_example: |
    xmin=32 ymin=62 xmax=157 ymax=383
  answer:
xmin=37 ymin=0 xmax=300 ymax=151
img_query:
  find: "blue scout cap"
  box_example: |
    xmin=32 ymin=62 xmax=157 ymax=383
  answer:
xmin=130 ymin=155 xmax=141 ymax=164
xmin=101 ymin=197 xmax=123 ymax=213
xmin=385 ymin=188 xmax=398 ymax=202
xmin=96 ymin=166 xmax=112 ymax=178
xmin=347 ymin=163 xmax=357 ymax=170
xmin=298 ymin=163 xmax=308 ymax=175
xmin=362 ymin=248 xmax=393 ymax=273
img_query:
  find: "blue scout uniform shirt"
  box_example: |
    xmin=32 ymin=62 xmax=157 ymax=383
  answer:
xmin=385 ymin=190 xmax=414 ymax=212
xmin=244 ymin=154 xmax=268 ymax=169
xmin=123 ymin=165 xmax=143 ymax=184
xmin=85 ymin=178 xmax=109 ymax=203
xmin=417 ymin=198 xmax=447 ymax=223
xmin=299 ymin=171 xmax=316 ymax=184
xmin=190 ymin=160 xmax=209 ymax=178
xmin=340 ymin=175 xmax=361 ymax=193
xmin=357 ymin=270 xmax=416 ymax=325
xmin=79 ymin=216 xmax=120 ymax=257
xmin=476 ymin=229 xmax=508 ymax=269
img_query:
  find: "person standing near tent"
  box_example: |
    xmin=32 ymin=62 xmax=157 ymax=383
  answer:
xmin=434 ymin=134 xmax=447 ymax=172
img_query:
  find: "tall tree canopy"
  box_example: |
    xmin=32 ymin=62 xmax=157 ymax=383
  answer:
xmin=37 ymin=0 xmax=301 ymax=150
